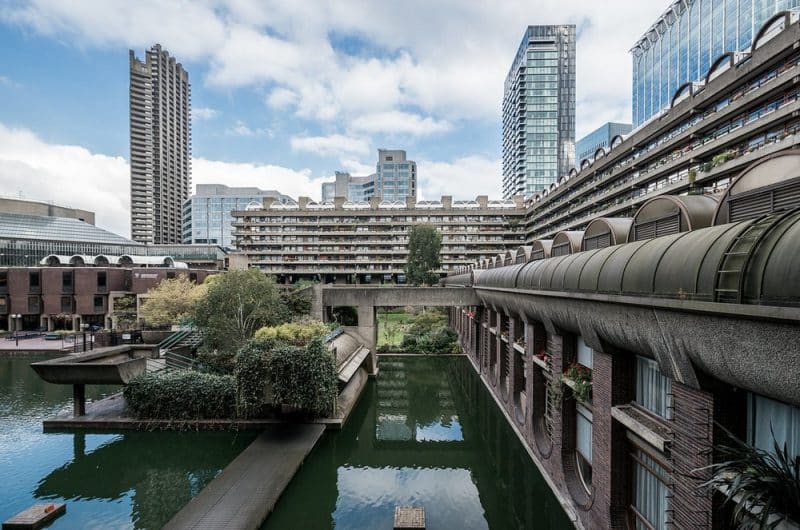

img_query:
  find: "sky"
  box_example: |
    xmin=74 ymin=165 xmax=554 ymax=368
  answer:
xmin=0 ymin=0 xmax=667 ymax=237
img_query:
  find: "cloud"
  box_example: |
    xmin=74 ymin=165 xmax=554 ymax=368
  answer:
xmin=0 ymin=122 xmax=130 ymax=236
xmin=192 ymin=158 xmax=324 ymax=200
xmin=0 ymin=0 xmax=666 ymax=137
xmin=350 ymin=111 xmax=451 ymax=136
xmin=418 ymin=155 xmax=503 ymax=200
xmin=192 ymin=106 xmax=218 ymax=120
xmin=0 ymin=75 xmax=20 ymax=88
xmin=290 ymin=134 xmax=370 ymax=158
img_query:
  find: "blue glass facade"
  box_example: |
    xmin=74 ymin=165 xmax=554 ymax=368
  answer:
xmin=631 ymin=0 xmax=800 ymax=126
xmin=575 ymin=122 xmax=632 ymax=163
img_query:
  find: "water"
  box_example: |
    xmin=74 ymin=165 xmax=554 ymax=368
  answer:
xmin=0 ymin=355 xmax=256 ymax=529
xmin=263 ymin=355 xmax=572 ymax=530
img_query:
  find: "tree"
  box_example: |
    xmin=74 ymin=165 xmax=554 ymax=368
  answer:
xmin=139 ymin=275 xmax=207 ymax=329
xmin=112 ymin=294 xmax=138 ymax=330
xmin=192 ymin=269 xmax=288 ymax=353
xmin=405 ymin=224 xmax=442 ymax=286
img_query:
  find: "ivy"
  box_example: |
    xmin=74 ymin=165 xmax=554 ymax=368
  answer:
xmin=267 ymin=338 xmax=337 ymax=417
xmin=234 ymin=341 xmax=272 ymax=419
xmin=124 ymin=371 xmax=235 ymax=420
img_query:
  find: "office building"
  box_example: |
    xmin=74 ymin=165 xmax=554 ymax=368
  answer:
xmin=182 ymin=184 xmax=292 ymax=248
xmin=320 ymin=150 xmax=417 ymax=202
xmin=232 ymin=195 xmax=525 ymax=283
xmin=129 ymin=44 xmax=191 ymax=244
xmin=502 ymin=25 xmax=576 ymax=199
xmin=575 ymin=122 xmax=632 ymax=163
xmin=320 ymin=172 xmax=376 ymax=202
xmin=374 ymin=149 xmax=417 ymax=201
xmin=631 ymin=0 xmax=800 ymax=126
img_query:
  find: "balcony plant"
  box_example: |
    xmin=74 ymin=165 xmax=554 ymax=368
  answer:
xmin=698 ymin=428 xmax=800 ymax=529
xmin=563 ymin=362 xmax=592 ymax=403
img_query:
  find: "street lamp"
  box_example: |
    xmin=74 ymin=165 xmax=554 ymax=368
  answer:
xmin=10 ymin=314 xmax=21 ymax=347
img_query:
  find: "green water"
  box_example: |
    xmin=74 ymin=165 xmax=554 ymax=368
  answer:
xmin=0 ymin=355 xmax=256 ymax=529
xmin=263 ymin=355 xmax=572 ymax=530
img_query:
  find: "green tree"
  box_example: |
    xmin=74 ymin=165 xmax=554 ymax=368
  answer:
xmin=405 ymin=224 xmax=442 ymax=286
xmin=112 ymin=294 xmax=137 ymax=330
xmin=192 ymin=269 xmax=288 ymax=353
xmin=139 ymin=276 xmax=207 ymax=329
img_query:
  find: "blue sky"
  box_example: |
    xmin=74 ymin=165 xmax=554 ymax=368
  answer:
xmin=0 ymin=1 xmax=665 ymax=236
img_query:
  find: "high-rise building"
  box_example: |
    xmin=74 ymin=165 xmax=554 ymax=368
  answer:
xmin=502 ymin=25 xmax=575 ymax=199
xmin=575 ymin=122 xmax=632 ymax=162
xmin=182 ymin=184 xmax=292 ymax=248
xmin=631 ymin=0 xmax=800 ymax=126
xmin=319 ymin=149 xmax=417 ymax=202
xmin=375 ymin=149 xmax=417 ymax=202
xmin=320 ymin=171 xmax=376 ymax=202
xmin=129 ymin=44 xmax=191 ymax=244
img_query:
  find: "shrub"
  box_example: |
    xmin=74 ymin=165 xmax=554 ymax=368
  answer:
xmin=254 ymin=318 xmax=328 ymax=346
xmin=234 ymin=341 xmax=272 ymax=419
xmin=267 ymin=338 xmax=337 ymax=417
xmin=196 ymin=348 xmax=237 ymax=374
xmin=124 ymin=370 xmax=235 ymax=420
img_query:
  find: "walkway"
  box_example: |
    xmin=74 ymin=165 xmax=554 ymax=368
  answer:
xmin=163 ymin=424 xmax=326 ymax=530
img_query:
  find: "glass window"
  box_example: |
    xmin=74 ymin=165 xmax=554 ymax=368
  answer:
xmin=62 ymin=271 xmax=73 ymax=292
xmin=576 ymin=403 xmax=593 ymax=492
xmin=631 ymin=448 xmax=670 ymax=530
xmin=93 ymin=296 xmax=104 ymax=311
xmin=635 ymin=356 xmax=672 ymax=419
xmin=748 ymin=393 xmax=800 ymax=458
xmin=0 ymin=272 xmax=6 ymax=293
xmin=97 ymin=271 xmax=107 ymax=289
xmin=29 ymin=271 xmax=40 ymax=289
xmin=27 ymin=296 xmax=40 ymax=313
xmin=577 ymin=336 xmax=593 ymax=368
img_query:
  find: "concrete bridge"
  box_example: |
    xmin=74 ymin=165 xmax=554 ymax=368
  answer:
xmin=314 ymin=285 xmax=479 ymax=373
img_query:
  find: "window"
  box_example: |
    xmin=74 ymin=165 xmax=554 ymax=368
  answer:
xmin=62 ymin=271 xmax=73 ymax=293
xmin=0 ymin=297 xmax=7 ymax=314
xmin=93 ymin=296 xmax=104 ymax=312
xmin=576 ymin=403 xmax=593 ymax=492
xmin=748 ymin=394 xmax=800 ymax=458
xmin=635 ymin=356 xmax=672 ymax=419
xmin=0 ymin=272 xmax=7 ymax=293
xmin=577 ymin=336 xmax=593 ymax=368
xmin=97 ymin=271 xmax=107 ymax=290
xmin=60 ymin=296 xmax=73 ymax=313
xmin=631 ymin=448 xmax=670 ymax=530
xmin=27 ymin=296 xmax=40 ymax=313
xmin=29 ymin=271 xmax=41 ymax=293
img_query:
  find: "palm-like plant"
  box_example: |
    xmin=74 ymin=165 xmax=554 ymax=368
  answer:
xmin=698 ymin=427 xmax=800 ymax=529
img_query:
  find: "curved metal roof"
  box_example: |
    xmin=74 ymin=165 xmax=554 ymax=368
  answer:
xmin=474 ymin=208 xmax=800 ymax=307
xmin=504 ymin=249 xmax=517 ymax=266
xmin=630 ymin=195 xmax=717 ymax=241
xmin=582 ymin=218 xmax=633 ymax=248
xmin=515 ymin=245 xmax=532 ymax=264
xmin=713 ymin=150 xmax=800 ymax=225
xmin=530 ymin=239 xmax=553 ymax=260
xmin=552 ymin=231 xmax=584 ymax=254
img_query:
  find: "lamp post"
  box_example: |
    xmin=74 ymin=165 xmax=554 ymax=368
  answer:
xmin=11 ymin=314 xmax=21 ymax=346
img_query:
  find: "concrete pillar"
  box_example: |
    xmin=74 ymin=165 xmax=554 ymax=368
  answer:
xmin=356 ymin=304 xmax=377 ymax=376
xmin=73 ymin=384 xmax=86 ymax=416
xmin=72 ymin=315 xmax=80 ymax=332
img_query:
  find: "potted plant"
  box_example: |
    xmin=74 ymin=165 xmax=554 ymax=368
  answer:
xmin=563 ymin=362 xmax=592 ymax=403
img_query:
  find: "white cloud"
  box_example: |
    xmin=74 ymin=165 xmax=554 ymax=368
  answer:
xmin=0 ymin=122 xmax=130 ymax=236
xmin=350 ymin=111 xmax=451 ymax=136
xmin=290 ymin=134 xmax=370 ymax=158
xmin=0 ymin=0 xmax=667 ymax=136
xmin=0 ymin=75 xmax=19 ymax=88
xmin=192 ymin=158 xmax=324 ymax=200
xmin=418 ymin=155 xmax=503 ymax=201
xmin=192 ymin=106 xmax=218 ymax=120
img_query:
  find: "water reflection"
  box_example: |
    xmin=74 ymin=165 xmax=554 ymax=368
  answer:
xmin=263 ymin=356 xmax=572 ymax=530
xmin=0 ymin=356 xmax=255 ymax=529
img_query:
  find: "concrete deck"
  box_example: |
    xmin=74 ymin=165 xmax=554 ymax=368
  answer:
xmin=163 ymin=424 xmax=325 ymax=530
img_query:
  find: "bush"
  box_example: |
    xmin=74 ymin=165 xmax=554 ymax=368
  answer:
xmin=125 ymin=371 xmax=235 ymax=420
xmin=234 ymin=341 xmax=272 ymax=419
xmin=254 ymin=318 xmax=328 ymax=346
xmin=196 ymin=348 xmax=237 ymax=374
xmin=267 ymin=338 xmax=337 ymax=417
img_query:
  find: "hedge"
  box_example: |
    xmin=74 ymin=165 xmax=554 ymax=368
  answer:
xmin=124 ymin=370 xmax=235 ymax=420
xmin=267 ymin=338 xmax=336 ymax=417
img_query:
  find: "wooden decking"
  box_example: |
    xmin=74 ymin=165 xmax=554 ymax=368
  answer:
xmin=163 ymin=424 xmax=325 ymax=530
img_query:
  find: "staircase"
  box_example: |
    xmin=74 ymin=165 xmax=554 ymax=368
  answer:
xmin=147 ymin=330 xmax=204 ymax=374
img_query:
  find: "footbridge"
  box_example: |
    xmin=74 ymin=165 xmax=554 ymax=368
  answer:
xmin=314 ymin=286 xmax=479 ymax=373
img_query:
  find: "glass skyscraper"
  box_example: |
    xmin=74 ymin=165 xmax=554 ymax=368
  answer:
xmin=375 ymin=149 xmax=417 ymax=202
xmin=631 ymin=0 xmax=800 ymax=126
xmin=575 ymin=122 xmax=632 ymax=162
xmin=502 ymin=25 xmax=576 ymax=199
